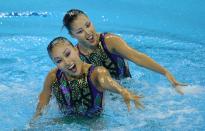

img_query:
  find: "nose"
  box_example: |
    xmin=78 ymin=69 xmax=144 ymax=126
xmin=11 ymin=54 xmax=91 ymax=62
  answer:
xmin=63 ymin=57 xmax=72 ymax=66
xmin=84 ymin=28 xmax=91 ymax=35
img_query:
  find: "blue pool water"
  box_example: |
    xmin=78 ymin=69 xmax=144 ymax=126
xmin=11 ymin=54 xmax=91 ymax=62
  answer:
xmin=0 ymin=0 xmax=205 ymax=130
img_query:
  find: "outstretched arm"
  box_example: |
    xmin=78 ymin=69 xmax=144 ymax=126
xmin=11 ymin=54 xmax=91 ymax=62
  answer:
xmin=31 ymin=68 xmax=57 ymax=122
xmin=92 ymin=67 xmax=143 ymax=111
xmin=104 ymin=34 xmax=187 ymax=94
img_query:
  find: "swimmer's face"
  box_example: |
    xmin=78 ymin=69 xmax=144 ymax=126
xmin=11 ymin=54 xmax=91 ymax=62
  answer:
xmin=70 ymin=14 xmax=98 ymax=47
xmin=51 ymin=42 xmax=83 ymax=77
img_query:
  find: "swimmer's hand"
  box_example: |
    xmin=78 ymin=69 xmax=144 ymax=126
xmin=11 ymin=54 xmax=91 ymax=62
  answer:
xmin=165 ymin=72 xmax=188 ymax=94
xmin=121 ymin=89 xmax=144 ymax=111
xmin=29 ymin=111 xmax=42 ymax=127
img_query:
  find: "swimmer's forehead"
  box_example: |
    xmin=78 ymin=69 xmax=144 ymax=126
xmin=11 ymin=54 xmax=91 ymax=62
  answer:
xmin=70 ymin=14 xmax=90 ymax=30
xmin=51 ymin=44 xmax=72 ymax=59
xmin=52 ymin=39 xmax=72 ymax=47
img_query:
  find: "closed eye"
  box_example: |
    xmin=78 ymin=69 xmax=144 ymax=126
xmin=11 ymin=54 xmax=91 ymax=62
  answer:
xmin=86 ymin=22 xmax=91 ymax=28
xmin=65 ymin=51 xmax=70 ymax=57
xmin=56 ymin=59 xmax=62 ymax=64
xmin=76 ymin=29 xmax=83 ymax=34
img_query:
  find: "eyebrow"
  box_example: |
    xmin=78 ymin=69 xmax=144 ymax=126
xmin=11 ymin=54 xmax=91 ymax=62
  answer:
xmin=85 ymin=21 xmax=90 ymax=24
xmin=63 ymin=48 xmax=69 ymax=55
xmin=74 ymin=21 xmax=90 ymax=31
xmin=75 ymin=28 xmax=83 ymax=32
xmin=53 ymin=48 xmax=69 ymax=61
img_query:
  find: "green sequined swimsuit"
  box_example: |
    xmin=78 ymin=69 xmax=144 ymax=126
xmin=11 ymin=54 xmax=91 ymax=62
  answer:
xmin=77 ymin=33 xmax=131 ymax=79
xmin=52 ymin=65 xmax=103 ymax=117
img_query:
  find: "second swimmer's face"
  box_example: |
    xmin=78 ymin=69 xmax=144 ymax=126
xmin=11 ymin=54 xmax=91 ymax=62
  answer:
xmin=70 ymin=14 xmax=98 ymax=47
xmin=51 ymin=41 xmax=83 ymax=77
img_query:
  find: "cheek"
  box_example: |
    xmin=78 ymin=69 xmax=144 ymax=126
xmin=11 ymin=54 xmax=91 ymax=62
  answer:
xmin=72 ymin=31 xmax=84 ymax=38
xmin=57 ymin=63 xmax=64 ymax=70
xmin=71 ymin=52 xmax=79 ymax=60
xmin=72 ymin=35 xmax=82 ymax=41
xmin=56 ymin=64 xmax=61 ymax=69
xmin=77 ymin=34 xmax=85 ymax=40
xmin=90 ymin=24 xmax=95 ymax=31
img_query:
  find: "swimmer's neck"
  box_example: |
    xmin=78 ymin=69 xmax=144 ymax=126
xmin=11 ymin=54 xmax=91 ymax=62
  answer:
xmin=78 ymin=34 xmax=100 ymax=55
xmin=64 ymin=63 xmax=91 ymax=81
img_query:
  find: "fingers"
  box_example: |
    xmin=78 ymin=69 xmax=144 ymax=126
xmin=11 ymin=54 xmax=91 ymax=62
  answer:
xmin=178 ymin=83 xmax=188 ymax=86
xmin=133 ymin=95 xmax=144 ymax=109
xmin=29 ymin=119 xmax=36 ymax=128
xmin=172 ymin=81 xmax=188 ymax=88
xmin=130 ymin=94 xmax=144 ymax=110
xmin=125 ymin=100 xmax=131 ymax=112
xmin=123 ymin=91 xmax=144 ymax=111
xmin=134 ymin=100 xmax=144 ymax=109
xmin=137 ymin=94 xmax=144 ymax=98
xmin=175 ymin=87 xmax=184 ymax=95
xmin=166 ymin=74 xmax=187 ymax=88
xmin=177 ymin=90 xmax=184 ymax=95
xmin=173 ymin=82 xmax=188 ymax=95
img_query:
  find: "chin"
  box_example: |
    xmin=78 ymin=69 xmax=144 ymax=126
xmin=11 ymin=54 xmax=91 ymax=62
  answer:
xmin=73 ymin=68 xmax=82 ymax=77
xmin=73 ymin=72 xmax=81 ymax=76
xmin=89 ymin=41 xmax=97 ymax=47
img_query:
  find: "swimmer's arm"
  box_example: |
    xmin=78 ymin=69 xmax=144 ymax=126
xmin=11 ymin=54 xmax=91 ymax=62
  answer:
xmin=32 ymin=68 xmax=57 ymax=121
xmin=93 ymin=67 xmax=143 ymax=111
xmin=104 ymin=34 xmax=167 ymax=75
xmin=105 ymin=34 xmax=187 ymax=91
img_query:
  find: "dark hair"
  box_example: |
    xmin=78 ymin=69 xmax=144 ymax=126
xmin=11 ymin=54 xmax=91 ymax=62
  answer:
xmin=63 ymin=9 xmax=87 ymax=34
xmin=47 ymin=36 xmax=73 ymax=59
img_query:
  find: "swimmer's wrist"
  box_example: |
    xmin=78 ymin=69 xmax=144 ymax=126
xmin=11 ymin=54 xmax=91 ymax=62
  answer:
xmin=34 ymin=103 xmax=46 ymax=119
xmin=33 ymin=110 xmax=42 ymax=120
xmin=119 ymin=88 xmax=129 ymax=96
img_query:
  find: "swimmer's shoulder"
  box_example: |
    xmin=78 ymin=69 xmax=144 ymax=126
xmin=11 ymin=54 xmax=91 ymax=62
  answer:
xmin=48 ymin=68 xmax=58 ymax=82
xmin=103 ymin=32 xmax=120 ymax=41
xmin=91 ymin=66 xmax=110 ymax=82
xmin=44 ymin=68 xmax=58 ymax=89
xmin=102 ymin=33 xmax=125 ymax=50
xmin=90 ymin=66 xmax=108 ymax=92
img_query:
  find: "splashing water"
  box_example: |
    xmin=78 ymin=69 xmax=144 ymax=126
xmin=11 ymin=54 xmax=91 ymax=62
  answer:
xmin=0 ymin=0 xmax=205 ymax=130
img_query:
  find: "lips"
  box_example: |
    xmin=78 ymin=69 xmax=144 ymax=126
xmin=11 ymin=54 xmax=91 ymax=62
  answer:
xmin=67 ymin=63 xmax=77 ymax=73
xmin=86 ymin=34 xmax=95 ymax=43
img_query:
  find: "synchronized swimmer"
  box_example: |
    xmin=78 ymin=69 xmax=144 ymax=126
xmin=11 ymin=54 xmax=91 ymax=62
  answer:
xmin=31 ymin=9 xmax=187 ymax=124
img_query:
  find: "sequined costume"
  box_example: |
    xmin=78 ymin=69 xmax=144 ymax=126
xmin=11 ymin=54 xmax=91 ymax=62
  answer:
xmin=77 ymin=33 xmax=131 ymax=79
xmin=51 ymin=65 xmax=103 ymax=117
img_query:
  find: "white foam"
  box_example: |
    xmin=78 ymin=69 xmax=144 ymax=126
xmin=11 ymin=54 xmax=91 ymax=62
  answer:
xmin=0 ymin=84 xmax=8 ymax=92
xmin=177 ymin=85 xmax=205 ymax=95
xmin=0 ymin=83 xmax=38 ymax=97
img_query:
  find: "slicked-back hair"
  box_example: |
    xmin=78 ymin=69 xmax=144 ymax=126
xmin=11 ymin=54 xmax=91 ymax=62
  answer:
xmin=47 ymin=36 xmax=73 ymax=59
xmin=63 ymin=9 xmax=87 ymax=34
